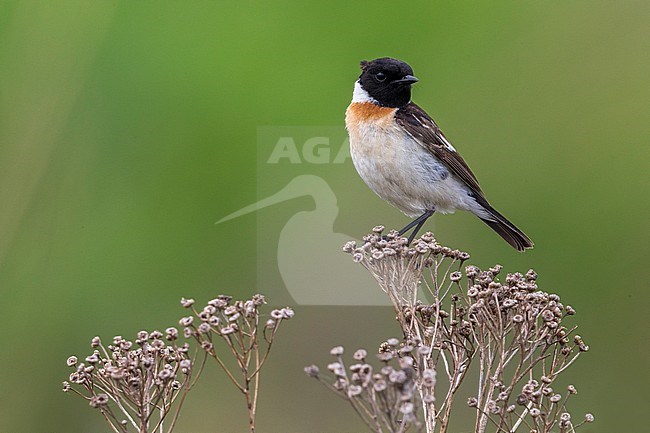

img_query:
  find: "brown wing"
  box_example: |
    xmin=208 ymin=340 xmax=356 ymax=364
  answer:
xmin=395 ymin=102 xmax=484 ymax=198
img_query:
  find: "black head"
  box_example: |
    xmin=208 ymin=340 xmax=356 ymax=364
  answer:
xmin=358 ymin=57 xmax=418 ymax=108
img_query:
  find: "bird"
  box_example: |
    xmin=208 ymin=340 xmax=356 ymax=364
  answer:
xmin=345 ymin=57 xmax=533 ymax=251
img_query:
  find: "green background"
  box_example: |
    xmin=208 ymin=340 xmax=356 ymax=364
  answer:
xmin=0 ymin=1 xmax=647 ymax=432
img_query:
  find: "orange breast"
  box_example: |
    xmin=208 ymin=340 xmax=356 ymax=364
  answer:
xmin=346 ymin=102 xmax=397 ymax=129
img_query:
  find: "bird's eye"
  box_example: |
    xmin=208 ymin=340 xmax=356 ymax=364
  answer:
xmin=375 ymin=72 xmax=386 ymax=82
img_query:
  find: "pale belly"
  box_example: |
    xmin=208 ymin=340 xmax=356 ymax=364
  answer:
xmin=348 ymin=122 xmax=484 ymax=218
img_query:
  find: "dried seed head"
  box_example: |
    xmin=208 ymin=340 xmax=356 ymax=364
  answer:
xmin=422 ymin=369 xmax=436 ymax=387
xmin=179 ymin=359 xmax=192 ymax=374
xmin=353 ymin=349 xmax=367 ymax=361
xmin=336 ymin=229 xmax=592 ymax=432
xmin=157 ymin=368 xmax=173 ymax=382
xmin=200 ymin=341 xmax=213 ymax=352
xmin=347 ymin=385 xmax=363 ymax=397
xmin=327 ymin=362 xmax=345 ymax=377
xmin=251 ymin=294 xmax=266 ymax=306
xmin=207 ymin=297 xmax=228 ymax=309
xmin=400 ymin=402 xmax=414 ymax=414
xmin=389 ymin=370 xmax=407 ymax=384
xmin=304 ymin=364 xmax=320 ymax=377
xmin=165 ymin=327 xmax=178 ymax=341
xmin=376 ymin=352 xmax=393 ymax=362
xmin=386 ymin=338 xmax=399 ymax=347
xmin=398 ymin=357 xmax=414 ymax=369
xmin=220 ymin=325 xmax=236 ymax=335
xmin=89 ymin=394 xmax=109 ymax=408
xmin=466 ymin=265 xmax=480 ymax=278
xmin=342 ymin=241 xmax=356 ymax=253
xmin=523 ymin=384 xmax=535 ymax=395
xmin=179 ymin=316 xmax=193 ymax=327
xmin=542 ymin=310 xmax=555 ymax=322
xmin=198 ymin=308 xmax=212 ymax=321
xmin=526 ymin=269 xmax=538 ymax=281
xmin=281 ymin=307 xmax=295 ymax=319
xmin=180 ymin=297 xmax=195 ymax=308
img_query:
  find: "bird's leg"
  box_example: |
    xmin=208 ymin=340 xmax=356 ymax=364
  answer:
xmin=399 ymin=210 xmax=435 ymax=244
xmin=407 ymin=215 xmax=431 ymax=244
xmin=398 ymin=214 xmax=427 ymax=236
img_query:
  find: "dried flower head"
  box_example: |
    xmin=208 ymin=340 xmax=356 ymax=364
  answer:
xmin=353 ymin=349 xmax=368 ymax=361
xmin=307 ymin=342 xmax=424 ymax=433
xmin=180 ymin=297 xmax=195 ymax=308
xmin=63 ymin=330 xmax=195 ymax=433
xmin=179 ymin=293 xmax=292 ymax=433
xmin=304 ymin=365 xmax=320 ymax=378
xmin=324 ymin=228 xmax=595 ymax=433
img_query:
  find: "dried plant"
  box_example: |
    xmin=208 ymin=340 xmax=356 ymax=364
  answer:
xmin=63 ymin=330 xmax=197 ymax=433
xmin=307 ymin=226 xmax=594 ymax=433
xmin=62 ymin=293 xmax=293 ymax=433
xmin=179 ymin=294 xmax=294 ymax=433
xmin=305 ymin=342 xmax=433 ymax=433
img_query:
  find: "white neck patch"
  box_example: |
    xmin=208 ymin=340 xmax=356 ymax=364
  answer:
xmin=351 ymin=80 xmax=378 ymax=104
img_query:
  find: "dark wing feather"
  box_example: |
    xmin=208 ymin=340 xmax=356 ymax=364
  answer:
xmin=395 ymin=102 xmax=484 ymax=198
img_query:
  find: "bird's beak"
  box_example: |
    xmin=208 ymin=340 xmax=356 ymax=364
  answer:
xmin=392 ymin=75 xmax=419 ymax=86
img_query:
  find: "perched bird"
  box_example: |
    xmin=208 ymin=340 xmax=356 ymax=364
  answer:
xmin=345 ymin=57 xmax=533 ymax=251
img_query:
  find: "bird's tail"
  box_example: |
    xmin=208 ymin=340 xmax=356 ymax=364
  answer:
xmin=478 ymin=203 xmax=534 ymax=252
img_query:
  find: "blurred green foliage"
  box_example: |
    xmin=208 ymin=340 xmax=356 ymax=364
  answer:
xmin=0 ymin=1 xmax=647 ymax=432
